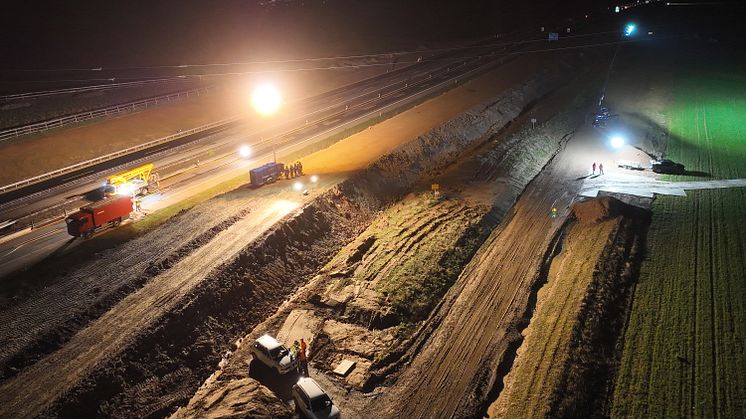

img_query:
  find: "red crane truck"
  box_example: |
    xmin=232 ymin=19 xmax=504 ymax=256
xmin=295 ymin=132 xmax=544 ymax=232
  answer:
xmin=65 ymin=195 xmax=133 ymax=238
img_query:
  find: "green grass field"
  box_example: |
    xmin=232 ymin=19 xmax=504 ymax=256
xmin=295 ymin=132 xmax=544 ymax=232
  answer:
xmin=612 ymin=63 xmax=746 ymax=418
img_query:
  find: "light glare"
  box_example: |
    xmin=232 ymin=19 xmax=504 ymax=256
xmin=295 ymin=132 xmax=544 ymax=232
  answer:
xmin=251 ymin=84 xmax=282 ymax=116
xmin=239 ymin=145 xmax=252 ymax=158
xmin=611 ymin=136 xmax=626 ymax=149
xmin=117 ymin=182 xmax=136 ymax=196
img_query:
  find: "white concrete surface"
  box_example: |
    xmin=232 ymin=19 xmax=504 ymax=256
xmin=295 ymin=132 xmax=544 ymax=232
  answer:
xmin=580 ymin=172 xmax=746 ymax=198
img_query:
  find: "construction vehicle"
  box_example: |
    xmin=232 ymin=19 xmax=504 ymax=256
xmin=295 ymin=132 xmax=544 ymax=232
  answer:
xmin=250 ymin=162 xmax=284 ymax=187
xmin=592 ymin=106 xmax=619 ymax=128
xmin=104 ymin=163 xmax=159 ymax=196
xmin=651 ymin=159 xmax=685 ymax=174
xmin=65 ymin=195 xmax=133 ymax=238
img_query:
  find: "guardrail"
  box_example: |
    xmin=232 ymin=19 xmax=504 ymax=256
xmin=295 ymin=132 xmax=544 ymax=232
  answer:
xmin=0 ymin=77 xmax=191 ymax=102
xmin=0 ymin=85 xmax=215 ymax=142
xmin=0 ymin=114 xmax=243 ymax=196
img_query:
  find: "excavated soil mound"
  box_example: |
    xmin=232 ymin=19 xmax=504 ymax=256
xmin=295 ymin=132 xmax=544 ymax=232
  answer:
xmin=172 ymin=378 xmax=292 ymax=419
xmin=572 ymin=196 xmax=626 ymax=224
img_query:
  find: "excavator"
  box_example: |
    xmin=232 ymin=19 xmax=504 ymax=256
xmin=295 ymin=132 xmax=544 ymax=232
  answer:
xmin=104 ymin=163 xmax=160 ymax=197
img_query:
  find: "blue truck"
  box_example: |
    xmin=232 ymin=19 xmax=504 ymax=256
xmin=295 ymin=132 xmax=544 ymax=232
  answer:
xmin=250 ymin=162 xmax=284 ymax=187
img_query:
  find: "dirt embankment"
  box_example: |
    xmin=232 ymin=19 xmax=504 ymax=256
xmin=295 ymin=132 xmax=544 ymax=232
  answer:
xmin=167 ymin=54 xmax=587 ymax=418
xmin=490 ymin=197 xmax=651 ymax=418
xmin=51 ymin=189 xmax=371 ymax=418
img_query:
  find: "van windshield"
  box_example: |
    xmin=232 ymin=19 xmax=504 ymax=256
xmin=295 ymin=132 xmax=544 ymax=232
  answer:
xmin=310 ymin=395 xmax=332 ymax=412
xmin=269 ymin=346 xmax=286 ymax=360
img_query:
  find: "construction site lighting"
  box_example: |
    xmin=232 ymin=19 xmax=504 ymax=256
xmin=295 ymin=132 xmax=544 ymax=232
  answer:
xmin=293 ymin=181 xmax=303 ymax=191
xmin=310 ymin=175 xmax=319 ymax=183
xmin=269 ymin=199 xmax=300 ymax=215
xmin=251 ymin=83 xmax=282 ymax=116
xmin=625 ymin=23 xmax=636 ymax=36
xmin=117 ymin=182 xmax=136 ymax=196
xmin=611 ymin=135 xmax=626 ymax=149
xmin=239 ymin=145 xmax=252 ymax=158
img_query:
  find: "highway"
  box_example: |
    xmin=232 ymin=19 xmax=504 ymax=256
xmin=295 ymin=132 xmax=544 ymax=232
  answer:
xmin=0 ymin=26 xmax=623 ymax=278
xmin=0 ymin=33 xmax=533 ymax=278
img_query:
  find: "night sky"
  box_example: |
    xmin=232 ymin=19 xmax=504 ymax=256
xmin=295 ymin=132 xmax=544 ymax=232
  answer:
xmin=0 ymin=0 xmax=602 ymax=69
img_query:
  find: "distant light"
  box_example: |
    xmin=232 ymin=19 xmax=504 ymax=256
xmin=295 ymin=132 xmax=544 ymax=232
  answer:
xmin=625 ymin=23 xmax=636 ymax=36
xmin=239 ymin=145 xmax=252 ymax=158
xmin=251 ymin=83 xmax=282 ymax=116
xmin=610 ymin=136 xmax=626 ymax=149
xmin=293 ymin=181 xmax=303 ymax=191
xmin=615 ymin=5 xmax=621 ymax=12
xmin=310 ymin=175 xmax=319 ymax=183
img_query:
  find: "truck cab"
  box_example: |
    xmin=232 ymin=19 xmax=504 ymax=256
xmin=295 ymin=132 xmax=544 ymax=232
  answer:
xmin=65 ymin=212 xmax=94 ymax=237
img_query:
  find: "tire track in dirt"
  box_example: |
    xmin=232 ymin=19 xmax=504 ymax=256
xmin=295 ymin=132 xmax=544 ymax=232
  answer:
xmin=0 ymin=208 xmax=250 ymax=381
xmin=0 ymin=198 xmax=289 ymax=418
xmin=0 ymin=201 xmax=248 ymax=375
xmin=689 ymin=107 xmax=701 ymax=414
xmin=703 ymin=104 xmax=719 ymax=419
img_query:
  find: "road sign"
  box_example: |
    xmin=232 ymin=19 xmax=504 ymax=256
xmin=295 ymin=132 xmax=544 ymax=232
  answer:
xmin=431 ymin=183 xmax=440 ymax=191
xmin=548 ymin=32 xmax=559 ymax=41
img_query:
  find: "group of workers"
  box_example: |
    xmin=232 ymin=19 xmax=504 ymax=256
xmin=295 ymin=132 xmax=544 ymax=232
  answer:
xmin=284 ymin=161 xmax=303 ymax=179
xmin=290 ymin=338 xmax=309 ymax=377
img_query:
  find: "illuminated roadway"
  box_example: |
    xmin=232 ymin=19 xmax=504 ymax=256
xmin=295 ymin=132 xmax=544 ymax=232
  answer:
xmin=0 ymin=26 xmax=623 ymax=277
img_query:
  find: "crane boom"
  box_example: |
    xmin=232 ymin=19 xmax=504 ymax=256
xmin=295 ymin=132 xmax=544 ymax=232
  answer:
xmin=107 ymin=163 xmax=153 ymax=186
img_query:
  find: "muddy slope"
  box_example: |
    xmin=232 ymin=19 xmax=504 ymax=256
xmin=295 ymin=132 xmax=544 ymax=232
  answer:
xmin=54 ymin=190 xmax=372 ymax=418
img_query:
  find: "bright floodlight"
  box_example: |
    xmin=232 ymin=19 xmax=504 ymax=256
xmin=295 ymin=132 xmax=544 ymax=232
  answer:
xmin=293 ymin=181 xmax=303 ymax=191
xmin=239 ymin=145 xmax=252 ymax=158
xmin=625 ymin=23 xmax=636 ymax=37
xmin=117 ymin=182 xmax=136 ymax=196
xmin=251 ymin=83 xmax=282 ymax=116
xmin=610 ymin=135 xmax=626 ymax=149
xmin=310 ymin=175 xmax=319 ymax=183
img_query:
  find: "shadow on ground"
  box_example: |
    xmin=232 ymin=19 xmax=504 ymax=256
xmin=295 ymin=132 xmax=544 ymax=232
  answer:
xmin=248 ymin=358 xmax=301 ymax=401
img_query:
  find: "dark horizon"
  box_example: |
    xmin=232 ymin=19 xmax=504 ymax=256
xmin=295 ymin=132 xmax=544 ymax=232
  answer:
xmin=0 ymin=0 xmax=605 ymax=70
